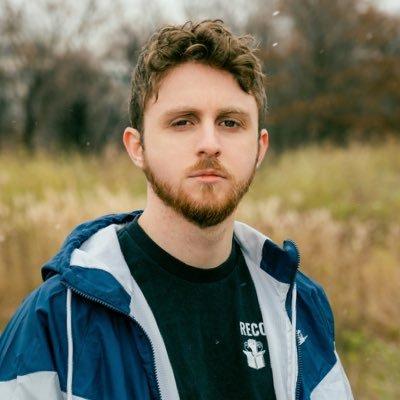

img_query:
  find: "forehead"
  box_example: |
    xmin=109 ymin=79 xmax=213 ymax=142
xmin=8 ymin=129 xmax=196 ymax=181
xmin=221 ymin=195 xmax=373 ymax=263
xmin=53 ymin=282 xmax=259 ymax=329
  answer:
xmin=145 ymin=62 xmax=258 ymax=118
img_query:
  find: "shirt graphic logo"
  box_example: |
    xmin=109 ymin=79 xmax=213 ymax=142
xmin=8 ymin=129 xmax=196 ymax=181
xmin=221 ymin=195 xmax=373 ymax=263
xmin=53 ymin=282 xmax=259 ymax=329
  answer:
xmin=243 ymin=339 xmax=266 ymax=370
xmin=239 ymin=321 xmax=266 ymax=337
xmin=297 ymin=329 xmax=308 ymax=345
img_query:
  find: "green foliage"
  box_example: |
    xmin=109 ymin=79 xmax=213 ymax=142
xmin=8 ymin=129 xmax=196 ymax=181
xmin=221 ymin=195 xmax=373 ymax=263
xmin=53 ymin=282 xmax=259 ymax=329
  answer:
xmin=251 ymin=140 xmax=400 ymax=227
xmin=338 ymin=330 xmax=400 ymax=399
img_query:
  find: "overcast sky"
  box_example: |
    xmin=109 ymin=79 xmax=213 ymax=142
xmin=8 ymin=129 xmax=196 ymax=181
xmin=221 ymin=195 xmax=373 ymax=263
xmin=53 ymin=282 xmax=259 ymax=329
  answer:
xmin=374 ymin=0 xmax=400 ymax=13
xmin=139 ymin=0 xmax=400 ymax=17
xmin=153 ymin=0 xmax=400 ymax=16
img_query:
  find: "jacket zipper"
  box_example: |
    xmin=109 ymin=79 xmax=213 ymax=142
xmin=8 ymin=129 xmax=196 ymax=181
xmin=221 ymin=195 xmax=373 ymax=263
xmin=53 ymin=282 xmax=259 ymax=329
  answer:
xmin=284 ymin=238 xmax=301 ymax=400
xmin=295 ymin=333 xmax=303 ymax=400
xmin=62 ymin=282 xmax=162 ymax=400
xmin=284 ymin=239 xmax=301 ymax=267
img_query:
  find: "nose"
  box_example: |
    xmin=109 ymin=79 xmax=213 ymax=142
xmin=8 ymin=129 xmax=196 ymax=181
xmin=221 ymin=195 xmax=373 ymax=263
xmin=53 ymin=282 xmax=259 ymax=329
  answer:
xmin=195 ymin=121 xmax=221 ymax=158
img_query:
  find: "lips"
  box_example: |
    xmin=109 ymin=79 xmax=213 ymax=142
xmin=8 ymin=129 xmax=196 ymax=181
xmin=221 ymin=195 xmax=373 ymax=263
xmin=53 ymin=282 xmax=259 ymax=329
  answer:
xmin=189 ymin=169 xmax=226 ymax=178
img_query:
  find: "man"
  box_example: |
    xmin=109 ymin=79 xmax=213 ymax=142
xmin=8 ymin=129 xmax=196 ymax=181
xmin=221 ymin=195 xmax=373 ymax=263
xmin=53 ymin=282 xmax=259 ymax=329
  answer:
xmin=0 ymin=19 xmax=353 ymax=399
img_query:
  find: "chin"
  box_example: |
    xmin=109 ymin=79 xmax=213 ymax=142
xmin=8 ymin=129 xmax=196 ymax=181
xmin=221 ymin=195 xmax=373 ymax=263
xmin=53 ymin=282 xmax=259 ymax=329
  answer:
xmin=188 ymin=187 xmax=227 ymax=202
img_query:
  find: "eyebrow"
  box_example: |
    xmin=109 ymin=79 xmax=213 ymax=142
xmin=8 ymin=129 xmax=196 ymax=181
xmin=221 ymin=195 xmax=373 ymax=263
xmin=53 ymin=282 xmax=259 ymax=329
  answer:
xmin=161 ymin=106 xmax=252 ymax=121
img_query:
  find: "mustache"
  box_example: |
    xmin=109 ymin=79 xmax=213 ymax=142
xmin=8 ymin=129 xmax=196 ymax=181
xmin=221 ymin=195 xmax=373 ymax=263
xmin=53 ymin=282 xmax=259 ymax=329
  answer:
xmin=188 ymin=158 xmax=230 ymax=177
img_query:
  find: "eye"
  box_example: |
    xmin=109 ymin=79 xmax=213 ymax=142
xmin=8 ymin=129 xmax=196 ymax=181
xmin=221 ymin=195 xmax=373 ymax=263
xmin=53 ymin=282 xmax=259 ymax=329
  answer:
xmin=170 ymin=119 xmax=242 ymax=129
xmin=171 ymin=119 xmax=192 ymax=127
xmin=221 ymin=119 xmax=241 ymax=128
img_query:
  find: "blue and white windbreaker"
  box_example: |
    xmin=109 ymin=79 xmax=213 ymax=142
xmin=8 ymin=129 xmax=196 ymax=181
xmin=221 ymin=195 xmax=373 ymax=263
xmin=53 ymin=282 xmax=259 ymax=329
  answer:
xmin=0 ymin=209 xmax=354 ymax=399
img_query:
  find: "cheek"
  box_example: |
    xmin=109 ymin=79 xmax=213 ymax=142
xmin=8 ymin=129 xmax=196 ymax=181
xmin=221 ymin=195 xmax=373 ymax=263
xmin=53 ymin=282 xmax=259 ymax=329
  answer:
xmin=144 ymin=146 xmax=186 ymax=182
xmin=227 ymin=142 xmax=258 ymax=176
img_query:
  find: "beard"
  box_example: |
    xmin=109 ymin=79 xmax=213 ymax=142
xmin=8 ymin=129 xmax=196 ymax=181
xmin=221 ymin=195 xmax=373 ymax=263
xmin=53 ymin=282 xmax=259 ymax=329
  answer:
xmin=141 ymin=151 xmax=259 ymax=228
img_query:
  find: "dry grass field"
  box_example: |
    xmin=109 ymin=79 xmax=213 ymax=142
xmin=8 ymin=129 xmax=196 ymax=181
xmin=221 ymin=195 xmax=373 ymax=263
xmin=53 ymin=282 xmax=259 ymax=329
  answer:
xmin=1 ymin=141 xmax=399 ymax=399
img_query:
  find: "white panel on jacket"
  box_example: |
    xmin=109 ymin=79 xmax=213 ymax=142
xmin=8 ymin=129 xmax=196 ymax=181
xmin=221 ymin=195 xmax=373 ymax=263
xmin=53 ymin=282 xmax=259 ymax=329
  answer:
xmin=310 ymin=350 xmax=354 ymax=400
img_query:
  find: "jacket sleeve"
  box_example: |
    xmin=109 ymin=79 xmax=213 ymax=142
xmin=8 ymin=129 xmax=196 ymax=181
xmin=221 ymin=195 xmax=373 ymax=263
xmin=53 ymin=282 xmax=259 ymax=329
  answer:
xmin=0 ymin=278 xmax=68 ymax=399
xmin=310 ymin=284 xmax=354 ymax=400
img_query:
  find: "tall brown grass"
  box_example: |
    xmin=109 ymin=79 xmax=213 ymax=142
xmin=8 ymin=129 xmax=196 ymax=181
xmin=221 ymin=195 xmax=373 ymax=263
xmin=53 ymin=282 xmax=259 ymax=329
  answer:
xmin=1 ymin=141 xmax=399 ymax=399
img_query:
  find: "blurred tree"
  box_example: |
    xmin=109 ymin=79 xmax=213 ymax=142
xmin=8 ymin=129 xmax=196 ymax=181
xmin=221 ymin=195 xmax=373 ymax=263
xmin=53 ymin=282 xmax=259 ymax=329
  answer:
xmin=246 ymin=0 xmax=400 ymax=149
xmin=181 ymin=0 xmax=253 ymax=33
xmin=0 ymin=0 xmax=399 ymax=152
xmin=346 ymin=6 xmax=400 ymax=138
xmin=33 ymin=50 xmax=125 ymax=152
xmin=0 ymin=0 xmax=125 ymax=152
xmin=0 ymin=66 xmax=11 ymax=149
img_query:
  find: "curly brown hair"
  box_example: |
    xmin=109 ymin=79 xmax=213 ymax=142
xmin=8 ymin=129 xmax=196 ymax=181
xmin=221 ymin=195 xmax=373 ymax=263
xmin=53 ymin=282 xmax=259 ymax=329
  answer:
xmin=129 ymin=19 xmax=267 ymax=144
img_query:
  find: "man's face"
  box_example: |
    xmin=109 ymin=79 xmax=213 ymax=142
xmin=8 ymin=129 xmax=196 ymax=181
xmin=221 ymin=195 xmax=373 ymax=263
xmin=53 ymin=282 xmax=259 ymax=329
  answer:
xmin=132 ymin=61 xmax=268 ymax=228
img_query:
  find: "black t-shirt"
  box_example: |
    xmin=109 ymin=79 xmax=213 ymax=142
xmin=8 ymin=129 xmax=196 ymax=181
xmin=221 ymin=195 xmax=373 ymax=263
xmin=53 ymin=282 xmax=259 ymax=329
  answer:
xmin=117 ymin=215 xmax=276 ymax=400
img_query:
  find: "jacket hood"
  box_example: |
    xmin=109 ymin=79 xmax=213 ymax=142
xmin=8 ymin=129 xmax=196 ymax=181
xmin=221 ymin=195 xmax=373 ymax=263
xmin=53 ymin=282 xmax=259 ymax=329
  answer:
xmin=41 ymin=209 xmax=299 ymax=314
xmin=42 ymin=210 xmax=139 ymax=281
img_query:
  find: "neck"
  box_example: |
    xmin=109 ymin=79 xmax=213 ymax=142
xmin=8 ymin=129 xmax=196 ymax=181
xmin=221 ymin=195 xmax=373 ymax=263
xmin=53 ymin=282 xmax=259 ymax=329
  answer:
xmin=137 ymin=192 xmax=236 ymax=269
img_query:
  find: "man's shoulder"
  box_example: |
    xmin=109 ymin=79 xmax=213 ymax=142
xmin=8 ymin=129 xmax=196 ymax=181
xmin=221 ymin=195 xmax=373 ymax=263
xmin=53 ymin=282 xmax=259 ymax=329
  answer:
xmin=10 ymin=274 xmax=64 ymax=315
xmin=0 ymin=275 xmax=67 ymax=380
xmin=296 ymin=270 xmax=325 ymax=295
xmin=1 ymin=275 xmax=66 ymax=337
xmin=295 ymin=270 xmax=332 ymax=310
xmin=295 ymin=270 xmax=335 ymax=340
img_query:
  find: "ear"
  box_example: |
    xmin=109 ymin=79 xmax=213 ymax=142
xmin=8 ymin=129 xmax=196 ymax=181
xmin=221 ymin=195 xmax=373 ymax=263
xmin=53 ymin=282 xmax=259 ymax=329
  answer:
xmin=123 ymin=127 xmax=145 ymax=169
xmin=256 ymin=129 xmax=269 ymax=169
